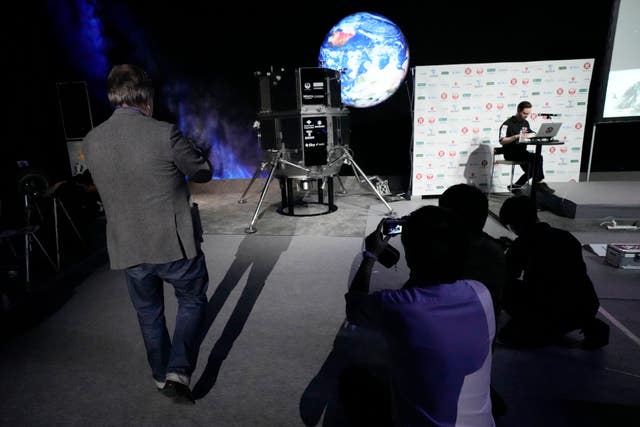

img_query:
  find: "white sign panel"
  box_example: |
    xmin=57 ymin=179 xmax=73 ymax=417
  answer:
xmin=411 ymin=59 xmax=594 ymax=196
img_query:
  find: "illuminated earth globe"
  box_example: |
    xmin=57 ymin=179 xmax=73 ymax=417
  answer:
xmin=318 ymin=12 xmax=409 ymax=108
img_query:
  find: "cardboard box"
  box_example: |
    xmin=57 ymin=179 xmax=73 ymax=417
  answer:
xmin=605 ymin=243 xmax=640 ymax=269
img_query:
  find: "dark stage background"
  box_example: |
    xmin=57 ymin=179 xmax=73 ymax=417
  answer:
xmin=4 ymin=0 xmax=638 ymax=207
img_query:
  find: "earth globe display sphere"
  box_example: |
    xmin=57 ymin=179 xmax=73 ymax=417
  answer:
xmin=318 ymin=12 xmax=409 ymax=108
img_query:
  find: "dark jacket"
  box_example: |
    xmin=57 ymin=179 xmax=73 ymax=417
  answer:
xmin=506 ymin=222 xmax=599 ymax=330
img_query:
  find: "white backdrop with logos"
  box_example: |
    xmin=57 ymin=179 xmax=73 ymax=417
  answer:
xmin=410 ymin=59 xmax=594 ymax=196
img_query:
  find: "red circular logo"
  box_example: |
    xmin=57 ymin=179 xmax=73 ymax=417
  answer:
xmin=497 ymin=103 xmax=504 ymax=110
xmin=556 ymin=88 xmax=564 ymax=95
xmin=575 ymin=122 xmax=583 ymax=129
xmin=568 ymin=88 xmax=576 ymax=95
xmin=415 ymin=173 xmax=423 ymax=180
xmin=441 ymin=92 xmax=448 ymax=100
xmin=510 ymin=78 xmax=518 ymax=85
xmin=549 ymin=147 xmax=556 ymax=154
xmin=461 ymin=127 xmax=469 ymax=134
xmin=428 ymin=117 xmax=436 ymax=124
xmin=449 ymin=151 xmax=457 ymax=157
xmin=583 ymin=62 xmax=591 ymax=70
xmin=465 ymin=67 xmax=472 ymax=75
xmin=417 ymin=117 xmax=425 ymax=124
xmin=522 ymin=79 xmax=529 ymax=85
xmin=485 ymin=103 xmax=493 ymax=110
xmin=438 ymin=150 xmax=445 ymax=157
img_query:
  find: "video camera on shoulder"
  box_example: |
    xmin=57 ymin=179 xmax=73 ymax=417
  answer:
xmin=382 ymin=217 xmax=407 ymax=236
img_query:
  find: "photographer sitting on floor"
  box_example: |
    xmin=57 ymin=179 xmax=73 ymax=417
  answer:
xmin=345 ymin=206 xmax=495 ymax=426
xmin=498 ymin=195 xmax=609 ymax=349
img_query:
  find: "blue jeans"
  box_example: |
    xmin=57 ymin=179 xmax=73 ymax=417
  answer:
xmin=125 ymin=251 xmax=208 ymax=384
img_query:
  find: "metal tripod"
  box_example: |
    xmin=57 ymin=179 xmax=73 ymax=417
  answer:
xmin=52 ymin=195 xmax=87 ymax=270
xmin=22 ymin=193 xmax=58 ymax=289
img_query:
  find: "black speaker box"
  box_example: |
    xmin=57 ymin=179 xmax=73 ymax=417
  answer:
xmin=536 ymin=190 xmax=576 ymax=218
xmin=519 ymin=187 xmax=577 ymax=218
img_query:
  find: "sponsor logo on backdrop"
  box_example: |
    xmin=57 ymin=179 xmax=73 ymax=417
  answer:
xmin=510 ymin=78 xmax=518 ymax=85
xmin=575 ymin=123 xmax=583 ymax=129
xmin=583 ymin=62 xmax=591 ymax=70
xmin=417 ymin=117 xmax=424 ymax=124
xmin=465 ymin=67 xmax=472 ymax=75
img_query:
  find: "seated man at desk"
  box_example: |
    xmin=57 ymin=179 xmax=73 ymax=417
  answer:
xmin=499 ymin=100 xmax=554 ymax=193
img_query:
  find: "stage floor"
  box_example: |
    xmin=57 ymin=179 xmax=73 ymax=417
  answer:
xmin=1 ymin=175 xmax=639 ymax=426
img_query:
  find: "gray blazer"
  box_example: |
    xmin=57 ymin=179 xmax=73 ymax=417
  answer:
xmin=83 ymin=107 xmax=212 ymax=269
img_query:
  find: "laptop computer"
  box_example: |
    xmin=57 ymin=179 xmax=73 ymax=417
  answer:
xmin=529 ymin=122 xmax=562 ymax=140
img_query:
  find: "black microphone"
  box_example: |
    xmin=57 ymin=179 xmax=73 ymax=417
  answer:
xmin=538 ymin=112 xmax=560 ymax=117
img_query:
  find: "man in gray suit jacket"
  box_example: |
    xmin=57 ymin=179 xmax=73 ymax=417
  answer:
xmin=84 ymin=64 xmax=212 ymax=404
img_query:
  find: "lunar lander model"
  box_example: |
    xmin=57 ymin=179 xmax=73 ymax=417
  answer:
xmin=240 ymin=67 xmax=393 ymax=233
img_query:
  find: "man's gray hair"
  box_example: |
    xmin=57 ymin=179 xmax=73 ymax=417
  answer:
xmin=107 ymin=64 xmax=154 ymax=107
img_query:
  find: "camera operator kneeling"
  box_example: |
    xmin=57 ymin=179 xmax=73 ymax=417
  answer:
xmin=345 ymin=205 xmax=496 ymax=426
